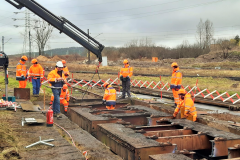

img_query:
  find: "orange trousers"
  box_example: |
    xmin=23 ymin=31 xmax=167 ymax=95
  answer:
xmin=172 ymin=89 xmax=179 ymax=105
xmin=106 ymin=105 xmax=115 ymax=110
xmin=19 ymin=81 xmax=27 ymax=88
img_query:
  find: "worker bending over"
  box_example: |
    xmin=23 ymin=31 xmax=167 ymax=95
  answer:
xmin=170 ymin=62 xmax=182 ymax=107
xmin=16 ymin=56 xmax=28 ymax=88
xmin=28 ymin=59 xmax=43 ymax=96
xmin=102 ymin=82 xmax=116 ymax=110
xmin=173 ymin=89 xmax=197 ymax=122
xmin=62 ymin=60 xmax=70 ymax=78
xmin=48 ymin=61 xmax=66 ymax=118
xmin=120 ymin=59 xmax=133 ymax=99
xmin=50 ymin=84 xmax=69 ymax=113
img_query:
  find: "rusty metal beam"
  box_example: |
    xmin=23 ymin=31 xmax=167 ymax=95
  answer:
xmin=210 ymin=139 xmax=240 ymax=157
xmin=143 ymin=129 xmax=193 ymax=137
xmin=228 ymin=147 xmax=240 ymax=159
xmin=133 ymin=124 xmax=180 ymax=132
xmin=155 ymin=134 xmax=211 ymax=150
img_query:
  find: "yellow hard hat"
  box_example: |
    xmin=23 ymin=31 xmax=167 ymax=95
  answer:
xmin=123 ymin=59 xmax=128 ymax=64
xmin=21 ymin=55 xmax=28 ymax=61
xmin=178 ymin=89 xmax=186 ymax=95
xmin=31 ymin=59 xmax=38 ymax=64
xmin=171 ymin=62 xmax=178 ymax=67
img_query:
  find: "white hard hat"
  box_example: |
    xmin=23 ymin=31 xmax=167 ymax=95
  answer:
xmin=56 ymin=61 xmax=63 ymax=67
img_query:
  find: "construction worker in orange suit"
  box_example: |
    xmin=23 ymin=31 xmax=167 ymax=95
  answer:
xmin=170 ymin=62 xmax=182 ymax=107
xmin=62 ymin=60 xmax=70 ymax=78
xmin=28 ymin=59 xmax=43 ymax=96
xmin=120 ymin=59 xmax=133 ymax=99
xmin=48 ymin=61 xmax=66 ymax=118
xmin=16 ymin=55 xmax=28 ymax=88
xmin=50 ymin=84 xmax=69 ymax=113
xmin=173 ymin=89 xmax=197 ymax=122
xmin=102 ymin=82 xmax=116 ymax=110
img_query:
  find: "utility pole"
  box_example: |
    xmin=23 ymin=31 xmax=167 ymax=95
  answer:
xmin=88 ymin=29 xmax=90 ymax=64
xmin=29 ymin=31 xmax=31 ymax=63
xmin=2 ymin=36 xmax=4 ymax=52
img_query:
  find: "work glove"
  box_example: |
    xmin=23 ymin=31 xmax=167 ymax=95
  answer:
xmin=120 ymin=75 xmax=123 ymax=81
xmin=64 ymin=73 xmax=69 ymax=76
xmin=21 ymin=75 xmax=25 ymax=80
xmin=173 ymin=112 xmax=177 ymax=118
xmin=102 ymin=100 xmax=106 ymax=105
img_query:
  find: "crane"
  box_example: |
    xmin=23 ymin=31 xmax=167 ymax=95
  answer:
xmin=5 ymin=0 xmax=105 ymax=62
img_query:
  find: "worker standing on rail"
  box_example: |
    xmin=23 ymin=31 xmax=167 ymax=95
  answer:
xmin=48 ymin=61 xmax=66 ymax=118
xmin=102 ymin=82 xmax=116 ymax=110
xmin=170 ymin=62 xmax=182 ymax=107
xmin=50 ymin=84 xmax=69 ymax=112
xmin=173 ymin=89 xmax=197 ymax=122
xmin=62 ymin=60 xmax=70 ymax=78
xmin=120 ymin=59 xmax=133 ymax=99
xmin=28 ymin=59 xmax=43 ymax=97
xmin=16 ymin=55 xmax=28 ymax=88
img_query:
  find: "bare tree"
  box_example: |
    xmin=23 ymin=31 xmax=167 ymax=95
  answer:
xmin=204 ymin=19 xmax=214 ymax=49
xmin=33 ymin=19 xmax=53 ymax=56
xmin=196 ymin=19 xmax=214 ymax=54
xmin=216 ymin=38 xmax=235 ymax=59
xmin=196 ymin=19 xmax=205 ymax=50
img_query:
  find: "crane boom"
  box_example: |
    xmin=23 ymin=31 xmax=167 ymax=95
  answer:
xmin=6 ymin=0 xmax=104 ymax=62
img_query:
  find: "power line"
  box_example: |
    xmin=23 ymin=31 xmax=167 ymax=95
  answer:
xmin=70 ymin=0 xmax=229 ymax=26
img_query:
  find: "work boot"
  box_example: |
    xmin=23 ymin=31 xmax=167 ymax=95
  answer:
xmin=120 ymin=96 xmax=125 ymax=99
xmin=53 ymin=113 xmax=57 ymax=117
xmin=57 ymin=113 xmax=62 ymax=118
xmin=35 ymin=94 xmax=39 ymax=97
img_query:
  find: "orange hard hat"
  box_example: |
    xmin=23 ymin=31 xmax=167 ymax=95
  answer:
xmin=62 ymin=60 xmax=66 ymax=64
xmin=21 ymin=55 xmax=28 ymax=61
xmin=63 ymin=84 xmax=68 ymax=89
xmin=123 ymin=59 xmax=128 ymax=64
xmin=103 ymin=82 xmax=109 ymax=88
xmin=31 ymin=59 xmax=38 ymax=64
xmin=171 ymin=62 xmax=178 ymax=67
xmin=178 ymin=89 xmax=186 ymax=95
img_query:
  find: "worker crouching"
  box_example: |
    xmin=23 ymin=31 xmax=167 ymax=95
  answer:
xmin=102 ymin=82 xmax=116 ymax=110
xmin=173 ymin=89 xmax=197 ymax=122
xmin=50 ymin=84 xmax=69 ymax=113
xmin=16 ymin=55 xmax=28 ymax=88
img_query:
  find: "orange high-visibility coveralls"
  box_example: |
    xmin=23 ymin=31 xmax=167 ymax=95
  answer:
xmin=120 ymin=65 xmax=133 ymax=78
xmin=51 ymin=89 xmax=69 ymax=112
xmin=16 ymin=60 xmax=27 ymax=88
xmin=103 ymin=85 xmax=116 ymax=110
xmin=170 ymin=67 xmax=182 ymax=105
xmin=173 ymin=93 xmax=197 ymax=121
xmin=63 ymin=66 xmax=70 ymax=77
xmin=28 ymin=64 xmax=43 ymax=79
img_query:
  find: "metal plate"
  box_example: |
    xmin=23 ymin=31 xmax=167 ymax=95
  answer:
xmin=14 ymin=88 xmax=30 ymax=100
xmin=21 ymin=103 xmax=41 ymax=112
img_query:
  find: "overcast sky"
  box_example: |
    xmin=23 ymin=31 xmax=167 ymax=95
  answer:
xmin=0 ymin=0 xmax=240 ymax=55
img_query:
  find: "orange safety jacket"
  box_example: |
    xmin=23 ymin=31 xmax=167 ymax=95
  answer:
xmin=170 ymin=67 xmax=182 ymax=89
xmin=120 ymin=65 xmax=133 ymax=78
xmin=28 ymin=64 xmax=43 ymax=79
xmin=174 ymin=93 xmax=197 ymax=121
xmin=47 ymin=68 xmax=66 ymax=87
xmin=63 ymin=66 xmax=70 ymax=76
xmin=60 ymin=89 xmax=70 ymax=101
xmin=16 ymin=60 xmax=27 ymax=81
xmin=103 ymin=85 xmax=116 ymax=105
